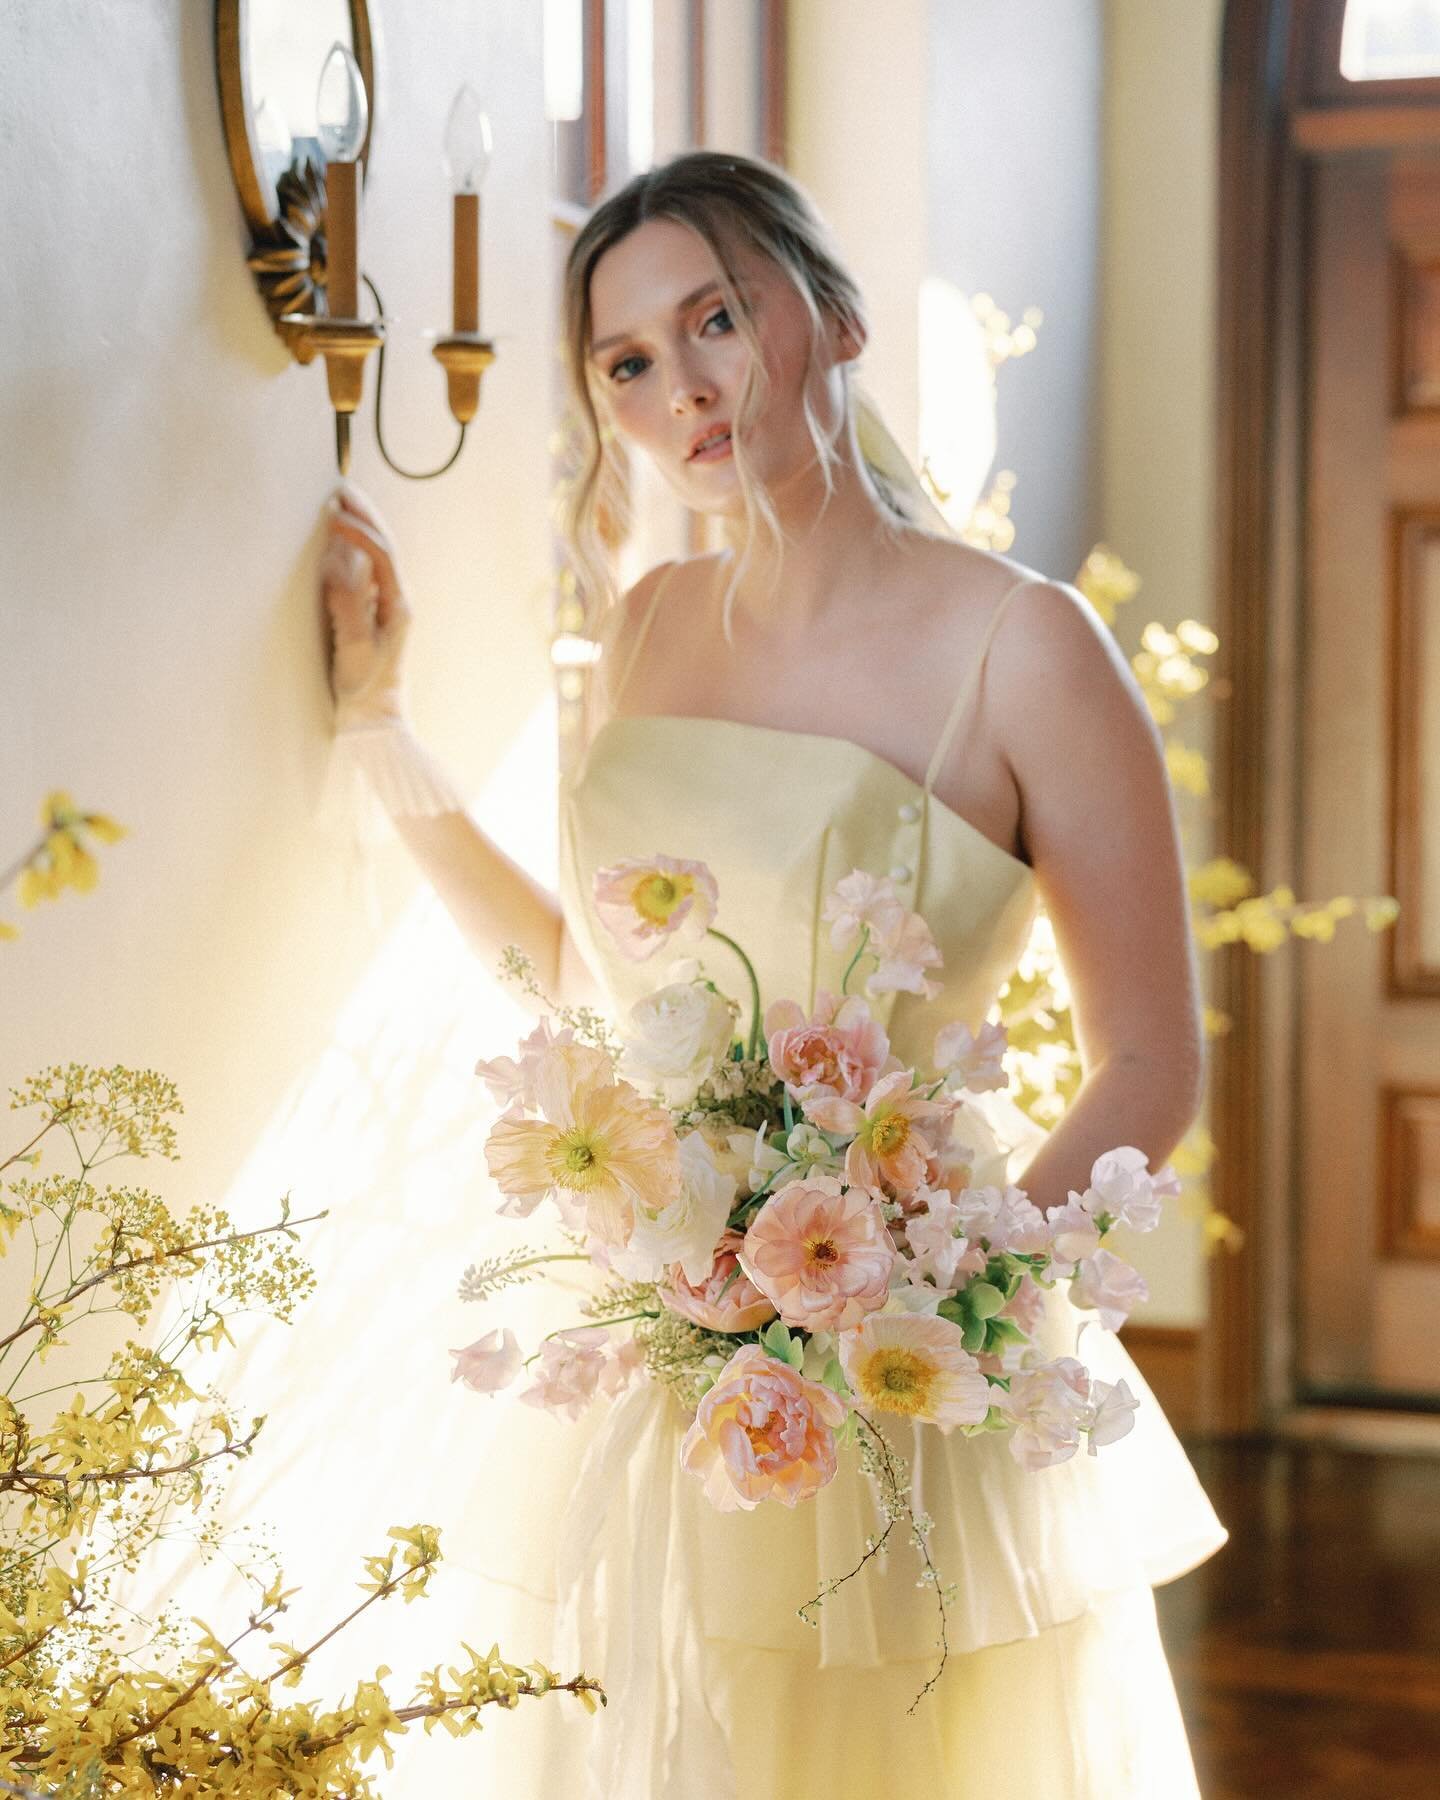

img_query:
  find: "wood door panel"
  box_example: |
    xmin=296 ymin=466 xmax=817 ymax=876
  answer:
xmin=1298 ymin=152 xmax=1440 ymax=1404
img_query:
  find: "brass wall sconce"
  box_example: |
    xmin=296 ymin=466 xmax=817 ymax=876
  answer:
xmin=215 ymin=0 xmax=496 ymax=477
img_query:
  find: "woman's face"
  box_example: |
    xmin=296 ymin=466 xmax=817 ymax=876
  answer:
xmin=586 ymin=216 xmax=854 ymax=514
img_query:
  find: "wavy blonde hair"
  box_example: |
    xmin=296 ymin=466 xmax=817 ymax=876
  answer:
xmin=558 ymin=149 xmax=943 ymax=634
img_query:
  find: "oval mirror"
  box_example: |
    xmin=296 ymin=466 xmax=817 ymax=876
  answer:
xmin=216 ymin=0 xmax=376 ymax=340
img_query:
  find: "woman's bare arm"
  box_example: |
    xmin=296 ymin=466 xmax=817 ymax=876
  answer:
xmin=323 ymin=490 xmax=566 ymax=994
xmin=987 ymin=580 xmax=1205 ymax=1212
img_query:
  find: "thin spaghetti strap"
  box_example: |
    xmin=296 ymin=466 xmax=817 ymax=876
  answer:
xmin=606 ymin=558 xmax=682 ymax=713
xmin=923 ymin=577 xmax=1036 ymax=793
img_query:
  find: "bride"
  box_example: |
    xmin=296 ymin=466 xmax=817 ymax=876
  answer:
xmin=322 ymin=148 xmax=1226 ymax=1799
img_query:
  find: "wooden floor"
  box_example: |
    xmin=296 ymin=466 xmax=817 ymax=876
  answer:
xmin=1155 ymin=1440 xmax=1440 ymax=1799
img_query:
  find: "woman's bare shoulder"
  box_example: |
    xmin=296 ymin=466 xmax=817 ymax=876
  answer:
xmin=593 ymin=549 xmax=728 ymax=710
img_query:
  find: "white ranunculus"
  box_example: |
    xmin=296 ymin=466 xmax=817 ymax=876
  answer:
xmin=611 ymin=1131 xmax=737 ymax=1286
xmin=620 ymin=981 xmax=736 ymax=1103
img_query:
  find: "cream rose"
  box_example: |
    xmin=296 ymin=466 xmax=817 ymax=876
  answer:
xmin=620 ymin=981 xmax=736 ymax=1104
xmin=610 ymin=1130 xmax=737 ymax=1286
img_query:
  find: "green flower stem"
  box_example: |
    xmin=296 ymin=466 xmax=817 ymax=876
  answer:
xmin=840 ymin=925 xmax=872 ymax=996
xmin=706 ymin=927 xmax=764 ymax=1061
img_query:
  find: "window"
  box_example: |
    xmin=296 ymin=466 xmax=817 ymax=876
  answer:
xmin=1341 ymin=0 xmax=1440 ymax=82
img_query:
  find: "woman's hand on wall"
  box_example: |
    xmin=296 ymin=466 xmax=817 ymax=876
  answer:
xmin=321 ymin=486 xmax=412 ymax=729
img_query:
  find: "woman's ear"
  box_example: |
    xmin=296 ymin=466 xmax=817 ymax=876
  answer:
xmin=830 ymin=312 xmax=867 ymax=366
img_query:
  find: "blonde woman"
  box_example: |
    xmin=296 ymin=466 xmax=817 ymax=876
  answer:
xmin=323 ymin=150 xmax=1226 ymax=1798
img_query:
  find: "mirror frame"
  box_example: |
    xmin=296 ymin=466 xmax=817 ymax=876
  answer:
xmin=216 ymin=0 xmax=376 ymax=351
xmin=216 ymin=0 xmax=375 ymax=233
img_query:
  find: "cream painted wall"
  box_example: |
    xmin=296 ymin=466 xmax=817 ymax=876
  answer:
xmin=1100 ymin=0 xmax=1227 ymax=1325
xmin=928 ymin=0 xmax=1105 ymax=579
xmin=1 ymin=2 xmax=556 ymax=1245
xmin=786 ymin=0 xmax=929 ymax=460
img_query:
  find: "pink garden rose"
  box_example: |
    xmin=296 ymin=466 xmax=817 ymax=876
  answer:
xmin=739 ymin=1176 xmax=894 ymax=1332
xmin=764 ymin=990 xmax=894 ymax=1115
xmin=660 ymin=1228 xmax=777 ymax=1333
xmin=591 ymin=853 xmax=718 ymax=962
xmin=680 ymin=1343 xmax=846 ymax=1511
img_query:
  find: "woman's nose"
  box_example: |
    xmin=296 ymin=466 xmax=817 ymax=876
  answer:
xmin=669 ymin=353 xmax=717 ymax=415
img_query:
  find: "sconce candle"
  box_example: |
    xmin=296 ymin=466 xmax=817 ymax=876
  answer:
xmin=317 ymin=42 xmax=370 ymax=321
xmin=444 ymin=86 xmax=493 ymax=336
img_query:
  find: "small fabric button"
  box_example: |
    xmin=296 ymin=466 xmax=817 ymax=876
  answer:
xmin=897 ymin=800 xmax=921 ymax=823
xmin=888 ymin=863 xmax=912 ymax=883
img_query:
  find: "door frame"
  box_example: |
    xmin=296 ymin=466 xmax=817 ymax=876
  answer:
xmin=1211 ymin=0 xmax=1440 ymax=1432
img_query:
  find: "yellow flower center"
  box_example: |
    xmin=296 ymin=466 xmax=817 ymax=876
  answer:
xmin=857 ymin=1348 xmax=937 ymax=1417
xmin=807 ymin=1238 xmax=839 ymax=1266
xmin=631 ymin=870 xmax=693 ymax=925
xmin=869 ymin=1112 xmax=910 ymax=1159
xmin=549 ymin=1129 xmax=606 ymax=1190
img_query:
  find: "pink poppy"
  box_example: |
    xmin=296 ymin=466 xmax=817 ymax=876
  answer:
xmin=680 ymin=1343 xmax=846 ymax=1511
xmin=764 ymin=990 xmax=894 ymax=1114
xmin=808 ymin=1070 xmax=950 ymax=1201
xmin=739 ymin=1176 xmax=894 ymax=1332
xmin=661 ymin=1229 xmax=777 ymax=1333
xmin=591 ymin=853 xmax=719 ymax=962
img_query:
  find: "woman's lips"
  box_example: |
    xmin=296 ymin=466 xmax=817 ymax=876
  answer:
xmin=689 ymin=430 xmax=733 ymax=463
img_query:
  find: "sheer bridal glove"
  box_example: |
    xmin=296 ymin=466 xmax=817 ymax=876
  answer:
xmin=317 ymin=493 xmax=465 ymax=846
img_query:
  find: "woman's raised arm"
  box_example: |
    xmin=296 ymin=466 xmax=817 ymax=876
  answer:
xmin=321 ymin=487 xmax=567 ymax=998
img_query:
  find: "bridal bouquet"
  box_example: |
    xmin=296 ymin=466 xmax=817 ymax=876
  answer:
xmin=457 ymin=854 xmax=1171 ymax=1701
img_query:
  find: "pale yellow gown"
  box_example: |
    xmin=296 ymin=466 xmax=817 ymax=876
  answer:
xmin=481 ymin=568 xmax=1228 ymax=1798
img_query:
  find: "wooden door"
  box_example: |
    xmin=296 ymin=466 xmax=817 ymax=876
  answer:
xmin=1298 ymin=149 xmax=1440 ymax=1405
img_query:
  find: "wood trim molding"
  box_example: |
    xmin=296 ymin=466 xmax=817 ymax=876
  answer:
xmin=1380 ymin=1085 xmax=1440 ymax=1260
xmin=687 ymin=0 xmax=706 ymax=147
xmin=1388 ymin=509 xmax=1440 ymax=997
xmin=586 ymin=0 xmax=607 ymax=201
xmin=1293 ymin=104 xmax=1440 ymax=153
xmin=1121 ymin=1325 xmax=1202 ymax=1438
xmin=1209 ymin=0 xmax=1296 ymax=1433
xmin=760 ymin=0 xmax=788 ymax=166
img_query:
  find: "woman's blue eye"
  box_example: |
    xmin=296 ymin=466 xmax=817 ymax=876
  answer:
xmin=608 ymin=307 xmax=735 ymax=384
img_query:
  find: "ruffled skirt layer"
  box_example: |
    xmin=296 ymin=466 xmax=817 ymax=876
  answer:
xmin=446 ymin=1299 xmax=1225 ymax=1800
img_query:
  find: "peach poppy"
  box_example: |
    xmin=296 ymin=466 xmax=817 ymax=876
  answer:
xmin=661 ymin=1228 xmax=777 ymax=1333
xmin=591 ymin=853 xmax=719 ymax=962
xmin=680 ymin=1343 xmax=846 ymax=1511
xmin=739 ymin=1176 xmax=894 ymax=1332
xmin=837 ymin=1312 xmax=991 ymax=1431
xmin=484 ymin=1041 xmax=680 ymax=1247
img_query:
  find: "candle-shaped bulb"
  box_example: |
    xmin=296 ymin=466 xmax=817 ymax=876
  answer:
xmin=254 ymin=94 xmax=294 ymax=185
xmin=443 ymin=85 xmax=493 ymax=192
xmin=316 ymin=42 xmax=368 ymax=162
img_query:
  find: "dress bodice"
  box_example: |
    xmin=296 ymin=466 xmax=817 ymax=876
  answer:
xmin=559 ymin=712 xmax=1037 ymax=1067
xmin=558 ymin=559 xmax=1042 ymax=1065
